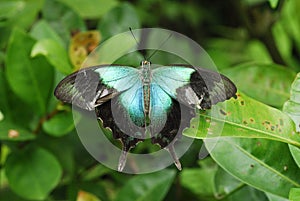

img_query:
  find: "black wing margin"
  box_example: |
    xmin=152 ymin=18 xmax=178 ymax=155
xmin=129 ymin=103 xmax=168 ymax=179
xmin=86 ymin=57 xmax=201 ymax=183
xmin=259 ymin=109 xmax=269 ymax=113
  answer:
xmin=54 ymin=67 xmax=117 ymax=110
xmin=175 ymin=65 xmax=237 ymax=110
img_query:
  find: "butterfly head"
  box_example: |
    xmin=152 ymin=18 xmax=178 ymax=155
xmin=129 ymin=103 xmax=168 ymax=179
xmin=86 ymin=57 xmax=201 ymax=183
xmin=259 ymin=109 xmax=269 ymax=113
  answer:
xmin=141 ymin=60 xmax=151 ymax=66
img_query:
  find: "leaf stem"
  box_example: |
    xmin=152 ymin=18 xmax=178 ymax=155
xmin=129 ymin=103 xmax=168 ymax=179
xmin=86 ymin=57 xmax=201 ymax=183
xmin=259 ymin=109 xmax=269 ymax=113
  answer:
xmin=33 ymin=108 xmax=59 ymax=134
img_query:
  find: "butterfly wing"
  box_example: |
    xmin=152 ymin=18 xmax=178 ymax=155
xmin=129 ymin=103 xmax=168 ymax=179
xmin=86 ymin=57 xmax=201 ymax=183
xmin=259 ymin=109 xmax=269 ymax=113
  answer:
xmin=54 ymin=65 xmax=139 ymax=110
xmin=152 ymin=65 xmax=237 ymax=110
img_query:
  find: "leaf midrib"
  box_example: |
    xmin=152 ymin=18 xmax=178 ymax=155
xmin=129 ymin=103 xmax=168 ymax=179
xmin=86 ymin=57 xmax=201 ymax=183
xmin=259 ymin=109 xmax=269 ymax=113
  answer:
xmin=198 ymin=114 xmax=300 ymax=147
xmin=228 ymin=139 xmax=300 ymax=187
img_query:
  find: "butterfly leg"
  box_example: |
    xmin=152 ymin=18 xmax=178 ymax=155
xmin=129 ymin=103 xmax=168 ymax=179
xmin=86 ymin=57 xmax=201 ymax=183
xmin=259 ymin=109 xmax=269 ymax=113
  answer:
xmin=165 ymin=144 xmax=182 ymax=170
xmin=118 ymin=150 xmax=128 ymax=172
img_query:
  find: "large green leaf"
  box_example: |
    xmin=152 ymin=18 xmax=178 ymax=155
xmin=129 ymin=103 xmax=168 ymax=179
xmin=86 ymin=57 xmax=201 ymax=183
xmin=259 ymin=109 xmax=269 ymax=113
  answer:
xmin=180 ymin=159 xmax=217 ymax=201
xmin=98 ymin=2 xmax=140 ymax=40
xmin=1 ymin=0 xmax=44 ymax=29
xmin=214 ymin=167 xmax=244 ymax=199
xmin=114 ymin=169 xmax=176 ymax=201
xmin=30 ymin=20 xmax=65 ymax=47
xmin=184 ymin=92 xmax=299 ymax=147
xmin=0 ymin=1 xmax=24 ymax=20
xmin=222 ymin=186 xmax=268 ymax=201
xmin=42 ymin=111 xmax=76 ymax=137
xmin=206 ymin=138 xmax=300 ymax=198
xmin=5 ymin=146 xmax=62 ymax=200
xmin=289 ymin=145 xmax=300 ymax=169
xmin=289 ymin=188 xmax=300 ymax=201
xmin=0 ymin=119 xmax=35 ymax=141
xmin=31 ymin=39 xmax=73 ymax=74
xmin=57 ymin=0 xmax=118 ymax=19
xmin=222 ymin=63 xmax=296 ymax=107
xmin=266 ymin=193 xmax=290 ymax=201
xmin=0 ymin=65 xmax=35 ymax=141
xmin=283 ymin=73 xmax=300 ymax=168
xmin=269 ymin=0 xmax=279 ymax=8
xmin=41 ymin=0 xmax=86 ymax=45
xmin=5 ymin=28 xmax=54 ymax=115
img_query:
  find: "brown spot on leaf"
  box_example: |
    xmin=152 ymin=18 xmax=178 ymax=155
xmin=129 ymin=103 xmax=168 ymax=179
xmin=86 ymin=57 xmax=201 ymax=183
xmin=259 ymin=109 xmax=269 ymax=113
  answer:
xmin=243 ymin=120 xmax=248 ymax=125
xmin=249 ymin=118 xmax=254 ymax=123
xmin=250 ymin=164 xmax=254 ymax=168
xmin=279 ymin=118 xmax=284 ymax=126
xmin=205 ymin=118 xmax=211 ymax=123
xmin=219 ymin=109 xmax=227 ymax=115
xmin=240 ymin=100 xmax=245 ymax=106
xmin=8 ymin=129 xmax=19 ymax=138
xmin=271 ymin=125 xmax=275 ymax=131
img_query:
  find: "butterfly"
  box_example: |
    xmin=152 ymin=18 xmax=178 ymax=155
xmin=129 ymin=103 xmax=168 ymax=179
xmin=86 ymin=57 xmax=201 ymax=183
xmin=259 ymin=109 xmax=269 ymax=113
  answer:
xmin=54 ymin=60 xmax=237 ymax=171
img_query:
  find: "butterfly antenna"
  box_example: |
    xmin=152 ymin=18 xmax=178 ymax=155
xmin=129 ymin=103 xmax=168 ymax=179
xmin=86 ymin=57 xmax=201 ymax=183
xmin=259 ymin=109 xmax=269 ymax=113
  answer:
xmin=129 ymin=27 xmax=147 ymax=60
xmin=147 ymin=33 xmax=172 ymax=61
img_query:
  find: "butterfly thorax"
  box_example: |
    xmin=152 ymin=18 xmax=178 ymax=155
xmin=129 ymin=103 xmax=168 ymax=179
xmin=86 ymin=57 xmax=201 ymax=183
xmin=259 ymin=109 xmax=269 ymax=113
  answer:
xmin=141 ymin=61 xmax=151 ymax=119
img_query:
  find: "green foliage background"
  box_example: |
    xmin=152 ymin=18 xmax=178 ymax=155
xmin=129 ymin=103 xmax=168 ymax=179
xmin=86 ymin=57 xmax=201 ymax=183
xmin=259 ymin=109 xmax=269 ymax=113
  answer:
xmin=1 ymin=0 xmax=300 ymax=200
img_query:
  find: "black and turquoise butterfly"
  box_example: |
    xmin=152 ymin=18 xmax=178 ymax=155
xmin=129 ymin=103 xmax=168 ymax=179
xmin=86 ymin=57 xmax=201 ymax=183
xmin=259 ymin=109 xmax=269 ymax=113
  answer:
xmin=55 ymin=60 xmax=237 ymax=171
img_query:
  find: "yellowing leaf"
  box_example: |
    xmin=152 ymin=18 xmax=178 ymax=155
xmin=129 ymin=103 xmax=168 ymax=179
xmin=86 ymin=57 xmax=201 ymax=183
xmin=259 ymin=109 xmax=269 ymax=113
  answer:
xmin=69 ymin=31 xmax=101 ymax=70
xmin=77 ymin=190 xmax=101 ymax=201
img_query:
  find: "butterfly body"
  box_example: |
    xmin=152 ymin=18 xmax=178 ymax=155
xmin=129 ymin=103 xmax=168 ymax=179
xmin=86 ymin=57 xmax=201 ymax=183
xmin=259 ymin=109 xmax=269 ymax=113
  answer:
xmin=55 ymin=61 xmax=237 ymax=171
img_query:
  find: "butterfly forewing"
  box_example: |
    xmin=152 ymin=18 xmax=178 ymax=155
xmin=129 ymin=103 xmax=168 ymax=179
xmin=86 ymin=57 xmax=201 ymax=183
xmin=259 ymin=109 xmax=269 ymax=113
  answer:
xmin=153 ymin=65 xmax=237 ymax=110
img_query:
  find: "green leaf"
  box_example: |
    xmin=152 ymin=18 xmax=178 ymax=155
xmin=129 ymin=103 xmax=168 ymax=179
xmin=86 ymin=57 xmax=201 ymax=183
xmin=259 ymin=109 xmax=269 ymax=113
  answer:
xmin=42 ymin=111 xmax=77 ymax=137
xmin=57 ymin=0 xmax=118 ymax=19
xmin=5 ymin=146 xmax=62 ymax=200
xmin=289 ymin=145 xmax=300 ymax=168
xmin=206 ymin=138 xmax=300 ymax=198
xmin=5 ymin=28 xmax=54 ymax=115
xmin=289 ymin=188 xmax=300 ymax=201
xmin=37 ymin=134 xmax=76 ymax=181
xmin=114 ymin=169 xmax=176 ymax=201
xmin=0 ymin=120 xmax=35 ymax=141
xmin=214 ymin=167 xmax=244 ymax=199
xmin=184 ymin=92 xmax=300 ymax=147
xmin=283 ymin=73 xmax=300 ymax=168
xmin=225 ymin=186 xmax=268 ymax=201
xmin=4 ymin=0 xmax=44 ymax=29
xmin=180 ymin=158 xmax=217 ymax=200
xmin=0 ymin=1 xmax=25 ymax=20
xmin=266 ymin=193 xmax=290 ymax=201
xmin=31 ymin=39 xmax=73 ymax=74
xmin=269 ymin=0 xmax=279 ymax=9
xmin=41 ymin=0 xmax=86 ymax=45
xmin=222 ymin=63 xmax=296 ymax=107
xmin=98 ymin=2 xmax=140 ymax=40
xmin=30 ymin=20 xmax=65 ymax=47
